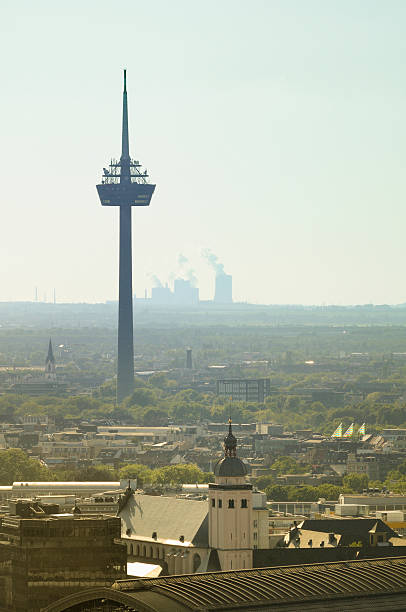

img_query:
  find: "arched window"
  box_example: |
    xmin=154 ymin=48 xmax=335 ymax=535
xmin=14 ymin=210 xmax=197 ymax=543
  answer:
xmin=136 ymin=544 xmax=140 ymax=556
xmin=149 ymin=546 xmax=153 ymax=558
xmin=241 ymin=499 xmax=248 ymax=508
xmin=129 ymin=544 xmax=133 ymax=555
xmin=142 ymin=545 xmax=146 ymax=557
xmin=228 ymin=499 xmax=235 ymax=508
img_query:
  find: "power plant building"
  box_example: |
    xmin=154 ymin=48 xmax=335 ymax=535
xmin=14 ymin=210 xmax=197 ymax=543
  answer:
xmin=173 ymin=279 xmax=199 ymax=305
xmin=214 ymin=274 xmax=232 ymax=303
xmin=150 ymin=280 xmax=199 ymax=305
xmin=151 ymin=286 xmax=172 ymax=304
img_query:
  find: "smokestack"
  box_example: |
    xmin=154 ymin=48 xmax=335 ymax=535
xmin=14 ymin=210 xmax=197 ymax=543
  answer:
xmin=186 ymin=348 xmax=192 ymax=369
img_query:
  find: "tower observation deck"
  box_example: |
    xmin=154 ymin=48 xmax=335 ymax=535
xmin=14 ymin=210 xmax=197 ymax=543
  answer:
xmin=96 ymin=70 xmax=156 ymax=402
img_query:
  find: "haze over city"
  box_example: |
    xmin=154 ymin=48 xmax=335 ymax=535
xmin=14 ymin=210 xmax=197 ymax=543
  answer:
xmin=5 ymin=4 xmax=406 ymax=610
xmin=2 ymin=0 xmax=406 ymax=304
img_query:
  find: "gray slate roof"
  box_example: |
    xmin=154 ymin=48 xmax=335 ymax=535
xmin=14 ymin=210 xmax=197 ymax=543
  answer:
xmin=119 ymin=493 xmax=208 ymax=546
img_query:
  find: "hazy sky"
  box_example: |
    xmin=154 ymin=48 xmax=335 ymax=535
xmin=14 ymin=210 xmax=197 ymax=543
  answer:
xmin=2 ymin=0 xmax=406 ymax=305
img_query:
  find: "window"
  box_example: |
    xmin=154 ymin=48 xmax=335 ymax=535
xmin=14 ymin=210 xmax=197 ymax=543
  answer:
xmin=218 ymin=499 xmax=222 ymax=508
xmin=253 ymin=520 xmax=258 ymax=528
xmin=253 ymin=532 xmax=258 ymax=541
xmin=212 ymin=499 xmax=215 ymax=507
xmin=241 ymin=499 xmax=247 ymax=508
xmin=228 ymin=499 xmax=235 ymax=508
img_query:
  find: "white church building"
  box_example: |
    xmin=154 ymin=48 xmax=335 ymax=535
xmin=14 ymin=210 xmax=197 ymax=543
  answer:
xmin=119 ymin=420 xmax=268 ymax=575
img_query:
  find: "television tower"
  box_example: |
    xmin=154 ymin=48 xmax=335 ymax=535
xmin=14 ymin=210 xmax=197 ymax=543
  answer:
xmin=96 ymin=70 xmax=155 ymax=402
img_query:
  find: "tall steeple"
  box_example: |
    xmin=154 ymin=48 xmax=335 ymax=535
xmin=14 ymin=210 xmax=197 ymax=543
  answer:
xmin=208 ymin=420 xmax=253 ymax=571
xmin=45 ymin=338 xmax=56 ymax=380
xmin=46 ymin=338 xmax=55 ymax=365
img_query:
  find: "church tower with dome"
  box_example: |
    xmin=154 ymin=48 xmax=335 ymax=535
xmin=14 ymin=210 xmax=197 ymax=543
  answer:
xmin=208 ymin=419 xmax=253 ymax=571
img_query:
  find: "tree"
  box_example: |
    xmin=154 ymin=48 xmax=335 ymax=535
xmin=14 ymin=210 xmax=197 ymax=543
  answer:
xmin=265 ymin=484 xmax=289 ymax=501
xmin=287 ymin=486 xmax=318 ymax=501
xmin=119 ymin=464 xmax=153 ymax=488
xmin=0 ymin=449 xmax=53 ymax=485
xmin=126 ymin=387 xmax=159 ymax=408
xmin=141 ymin=408 xmax=168 ymax=426
xmin=153 ymin=464 xmax=206 ymax=486
xmin=316 ymin=484 xmax=341 ymax=500
xmin=271 ymin=456 xmax=308 ymax=476
xmin=255 ymin=474 xmax=277 ymax=490
xmin=61 ymin=465 xmax=117 ymax=482
xmin=343 ymin=473 xmax=369 ymax=493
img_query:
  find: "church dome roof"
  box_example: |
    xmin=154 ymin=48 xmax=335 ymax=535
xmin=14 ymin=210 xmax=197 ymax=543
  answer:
xmin=214 ymin=418 xmax=247 ymax=478
xmin=214 ymin=456 xmax=247 ymax=477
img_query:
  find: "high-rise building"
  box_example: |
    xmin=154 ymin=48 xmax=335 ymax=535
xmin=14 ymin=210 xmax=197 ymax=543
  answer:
xmin=96 ymin=70 xmax=155 ymax=403
xmin=214 ymin=274 xmax=232 ymax=303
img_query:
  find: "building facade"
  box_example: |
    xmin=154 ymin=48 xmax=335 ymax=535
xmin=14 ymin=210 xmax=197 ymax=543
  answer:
xmin=216 ymin=378 xmax=271 ymax=402
xmin=208 ymin=420 xmax=253 ymax=570
xmin=0 ymin=501 xmax=126 ymax=612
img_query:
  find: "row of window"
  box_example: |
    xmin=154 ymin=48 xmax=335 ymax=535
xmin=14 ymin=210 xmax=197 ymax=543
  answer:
xmin=211 ymin=499 xmax=248 ymax=508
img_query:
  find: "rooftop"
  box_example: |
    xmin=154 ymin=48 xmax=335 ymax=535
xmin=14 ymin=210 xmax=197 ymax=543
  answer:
xmin=43 ymin=556 xmax=406 ymax=611
xmin=113 ymin=556 xmax=406 ymax=608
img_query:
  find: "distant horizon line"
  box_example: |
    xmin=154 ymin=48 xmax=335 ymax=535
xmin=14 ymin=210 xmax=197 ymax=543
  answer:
xmin=1 ymin=300 xmax=406 ymax=309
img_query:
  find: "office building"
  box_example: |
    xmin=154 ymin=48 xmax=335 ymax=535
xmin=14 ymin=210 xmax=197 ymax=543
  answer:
xmin=216 ymin=378 xmax=271 ymax=403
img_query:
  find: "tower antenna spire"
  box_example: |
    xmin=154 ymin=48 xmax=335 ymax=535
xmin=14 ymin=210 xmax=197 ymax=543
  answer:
xmin=121 ymin=68 xmax=130 ymax=177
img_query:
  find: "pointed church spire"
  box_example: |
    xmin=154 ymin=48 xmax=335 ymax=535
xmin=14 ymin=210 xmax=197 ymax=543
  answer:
xmin=46 ymin=338 xmax=55 ymax=365
xmin=45 ymin=338 xmax=56 ymax=380
xmin=120 ymin=69 xmax=130 ymax=183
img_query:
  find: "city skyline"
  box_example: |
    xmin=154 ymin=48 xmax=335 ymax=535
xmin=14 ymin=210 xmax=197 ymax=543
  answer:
xmin=2 ymin=1 xmax=406 ymax=304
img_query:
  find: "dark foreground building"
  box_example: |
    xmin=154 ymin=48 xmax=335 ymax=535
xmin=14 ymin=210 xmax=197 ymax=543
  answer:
xmin=0 ymin=501 xmax=126 ymax=612
xmin=43 ymin=556 xmax=406 ymax=611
